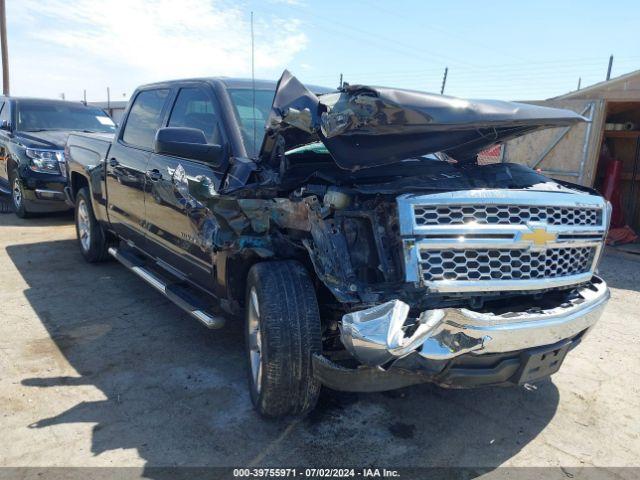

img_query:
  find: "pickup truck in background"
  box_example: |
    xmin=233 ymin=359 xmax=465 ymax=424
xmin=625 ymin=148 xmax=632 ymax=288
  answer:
xmin=65 ymin=71 xmax=611 ymax=417
xmin=0 ymin=96 xmax=116 ymax=217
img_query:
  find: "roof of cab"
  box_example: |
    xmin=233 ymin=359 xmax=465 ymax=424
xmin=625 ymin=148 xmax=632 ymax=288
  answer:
xmin=2 ymin=96 xmax=98 ymax=107
xmin=136 ymin=77 xmax=333 ymax=93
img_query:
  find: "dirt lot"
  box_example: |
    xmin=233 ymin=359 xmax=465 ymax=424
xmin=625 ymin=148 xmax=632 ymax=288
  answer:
xmin=0 ymin=211 xmax=639 ymax=475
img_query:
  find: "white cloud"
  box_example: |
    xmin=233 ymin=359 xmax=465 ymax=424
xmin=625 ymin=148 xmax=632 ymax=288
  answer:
xmin=8 ymin=0 xmax=308 ymax=100
xmin=268 ymin=0 xmax=306 ymax=5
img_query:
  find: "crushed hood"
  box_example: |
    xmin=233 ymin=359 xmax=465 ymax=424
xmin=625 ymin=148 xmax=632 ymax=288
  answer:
xmin=260 ymin=70 xmax=586 ymax=170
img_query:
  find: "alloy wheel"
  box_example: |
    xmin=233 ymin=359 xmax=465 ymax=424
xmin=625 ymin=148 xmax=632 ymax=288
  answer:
xmin=77 ymin=199 xmax=91 ymax=252
xmin=12 ymin=178 xmax=22 ymax=209
xmin=247 ymin=287 xmax=263 ymax=393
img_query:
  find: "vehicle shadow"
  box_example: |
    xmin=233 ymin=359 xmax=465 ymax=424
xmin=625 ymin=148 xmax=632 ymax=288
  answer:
xmin=0 ymin=200 xmax=73 ymax=226
xmin=8 ymin=239 xmax=559 ymax=475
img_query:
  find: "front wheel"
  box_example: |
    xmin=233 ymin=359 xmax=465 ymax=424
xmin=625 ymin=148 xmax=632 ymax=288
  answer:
xmin=245 ymin=261 xmax=322 ymax=417
xmin=75 ymin=187 xmax=110 ymax=262
xmin=11 ymin=175 xmax=29 ymax=218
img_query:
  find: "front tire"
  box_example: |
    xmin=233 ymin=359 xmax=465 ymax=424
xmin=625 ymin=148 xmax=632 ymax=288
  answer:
xmin=245 ymin=261 xmax=322 ymax=417
xmin=11 ymin=175 xmax=29 ymax=218
xmin=75 ymin=187 xmax=110 ymax=262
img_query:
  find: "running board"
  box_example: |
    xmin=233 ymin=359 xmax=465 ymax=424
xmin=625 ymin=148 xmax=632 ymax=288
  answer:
xmin=108 ymin=247 xmax=225 ymax=329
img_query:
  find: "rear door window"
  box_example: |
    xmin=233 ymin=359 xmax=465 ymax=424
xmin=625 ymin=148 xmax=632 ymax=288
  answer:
xmin=168 ymin=87 xmax=222 ymax=145
xmin=122 ymin=89 xmax=170 ymax=149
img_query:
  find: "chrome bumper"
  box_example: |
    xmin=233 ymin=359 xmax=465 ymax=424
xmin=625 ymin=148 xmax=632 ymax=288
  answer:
xmin=340 ymin=276 xmax=609 ymax=366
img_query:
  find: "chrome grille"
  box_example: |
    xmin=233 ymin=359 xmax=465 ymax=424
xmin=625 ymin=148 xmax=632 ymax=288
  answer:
xmin=413 ymin=205 xmax=601 ymax=227
xmin=420 ymin=247 xmax=596 ymax=282
xmin=397 ymin=190 xmax=608 ymax=293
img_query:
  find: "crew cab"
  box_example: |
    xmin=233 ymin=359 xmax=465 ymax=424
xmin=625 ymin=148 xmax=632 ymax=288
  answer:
xmin=65 ymin=71 xmax=611 ymax=417
xmin=0 ymin=96 xmax=116 ymax=217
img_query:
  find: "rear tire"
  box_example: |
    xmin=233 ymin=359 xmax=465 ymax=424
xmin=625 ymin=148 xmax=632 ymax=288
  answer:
xmin=245 ymin=261 xmax=322 ymax=418
xmin=75 ymin=187 xmax=110 ymax=262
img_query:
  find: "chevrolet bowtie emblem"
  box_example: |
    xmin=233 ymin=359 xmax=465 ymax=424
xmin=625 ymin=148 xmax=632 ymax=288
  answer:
xmin=521 ymin=227 xmax=557 ymax=246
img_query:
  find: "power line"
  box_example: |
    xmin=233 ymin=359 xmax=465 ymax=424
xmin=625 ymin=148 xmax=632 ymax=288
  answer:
xmin=256 ymin=2 xmax=476 ymax=69
xmin=309 ymin=55 xmax=640 ymax=82
xmin=254 ymin=0 xmax=640 ymax=97
xmin=353 ymin=0 xmax=529 ymax=64
xmin=311 ymin=60 xmax=639 ymax=85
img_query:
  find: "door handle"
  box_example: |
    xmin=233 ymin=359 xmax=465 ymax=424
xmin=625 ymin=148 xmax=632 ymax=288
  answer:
xmin=146 ymin=169 xmax=163 ymax=181
xmin=109 ymin=158 xmax=119 ymax=167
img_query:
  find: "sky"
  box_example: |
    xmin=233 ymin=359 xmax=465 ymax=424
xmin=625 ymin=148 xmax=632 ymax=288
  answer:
xmin=6 ymin=0 xmax=640 ymax=102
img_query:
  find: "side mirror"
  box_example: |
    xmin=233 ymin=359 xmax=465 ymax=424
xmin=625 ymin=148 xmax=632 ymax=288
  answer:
xmin=154 ymin=127 xmax=224 ymax=165
xmin=1 ymin=120 xmax=12 ymax=131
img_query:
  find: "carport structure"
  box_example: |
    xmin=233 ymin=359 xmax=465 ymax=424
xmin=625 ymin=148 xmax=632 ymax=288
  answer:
xmin=501 ymin=69 xmax=640 ymax=233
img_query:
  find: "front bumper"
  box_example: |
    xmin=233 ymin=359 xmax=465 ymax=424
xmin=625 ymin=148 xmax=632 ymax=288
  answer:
xmin=316 ymin=276 xmax=609 ymax=391
xmin=20 ymin=172 xmax=69 ymax=212
xmin=314 ymin=333 xmax=585 ymax=391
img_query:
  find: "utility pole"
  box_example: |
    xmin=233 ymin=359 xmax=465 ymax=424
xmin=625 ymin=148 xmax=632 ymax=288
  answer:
xmin=107 ymin=87 xmax=110 ymax=110
xmin=606 ymin=55 xmax=614 ymax=81
xmin=339 ymin=73 xmax=343 ymax=89
xmin=440 ymin=67 xmax=448 ymax=95
xmin=250 ymin=11 xmax=256 ymax=154
xmin=0 ymin=0 xmax=9 ymax=95
xmin=83 ymin=89 xmax=87 ymax=105
xmin=577 ymin=77 xmax=581 ymax=90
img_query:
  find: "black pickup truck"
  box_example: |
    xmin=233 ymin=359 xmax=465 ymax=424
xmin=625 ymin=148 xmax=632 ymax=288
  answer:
xmin=0 ymin=96 xmax=116 ymax=217
xmin=66 ymin=71 xmax=611 ymax=417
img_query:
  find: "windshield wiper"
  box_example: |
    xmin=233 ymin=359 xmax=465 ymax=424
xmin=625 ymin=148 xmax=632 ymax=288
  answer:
xmin=24 ymin=128 xmax=105 ymax=134
xmin=72 ymin=129 xmax=114 ymax=133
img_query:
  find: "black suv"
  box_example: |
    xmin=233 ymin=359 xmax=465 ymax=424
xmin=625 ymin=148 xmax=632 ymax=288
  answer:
xmin=0 ymin=97 xmax=117 ymax=217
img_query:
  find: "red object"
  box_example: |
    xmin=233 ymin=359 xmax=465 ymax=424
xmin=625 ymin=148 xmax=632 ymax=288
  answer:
xmin=477 ymin=144 xmax=504 ymax=165
xmin=606 ymin=225 xmax=639 ymax=245
xmin=601 ymin=159 xmax=625 ymax=228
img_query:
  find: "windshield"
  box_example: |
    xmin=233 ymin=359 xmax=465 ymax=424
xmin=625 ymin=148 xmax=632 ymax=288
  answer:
xmin=16 ymin=102 xmax=117 ymax=133
xmin=227 ymin=88 xmax=275 ymax=157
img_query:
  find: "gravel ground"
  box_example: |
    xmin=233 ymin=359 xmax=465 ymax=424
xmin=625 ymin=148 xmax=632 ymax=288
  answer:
xmin=0 ymin=210 xmax=638 ymax=477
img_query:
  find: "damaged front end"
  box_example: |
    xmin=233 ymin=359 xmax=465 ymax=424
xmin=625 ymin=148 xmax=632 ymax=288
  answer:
xmin=190 ymin=71 xmax=610 ymax=390
xmin=310 ymin=185 xmax=610 ymax=390
xmin=345 ymin=277 xmax=610 ymax=364
xmin=325 ymin=277 xmax=609 ymax=391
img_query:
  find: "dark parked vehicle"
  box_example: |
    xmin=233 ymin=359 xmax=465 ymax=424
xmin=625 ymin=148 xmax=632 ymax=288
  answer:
xmin=0 ymin=97 xmax=116 ymax=217
xmin=65 ymin=71 xmax=610 ymax=417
